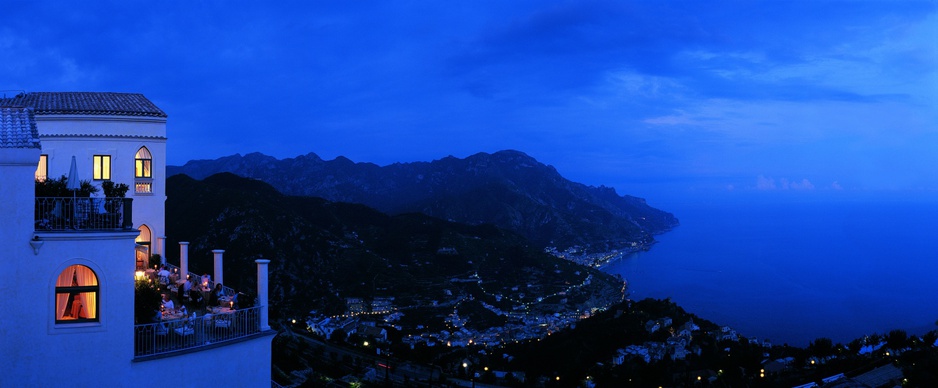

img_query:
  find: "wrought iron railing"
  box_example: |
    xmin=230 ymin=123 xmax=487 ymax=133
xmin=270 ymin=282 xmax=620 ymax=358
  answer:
xmin=35 ymin=197 xmax=133 ymax=231
xmin=133 ymin=306 xmax=263 ymax=358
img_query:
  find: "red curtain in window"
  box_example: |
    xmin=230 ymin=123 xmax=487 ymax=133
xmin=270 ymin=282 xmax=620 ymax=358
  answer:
xmin=56 ymin=265 xmax=98 ymax=320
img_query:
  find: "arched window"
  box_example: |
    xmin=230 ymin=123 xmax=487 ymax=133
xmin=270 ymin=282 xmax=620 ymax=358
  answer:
xmin=135 ymin=147 xmax=152 ymax=178
xmin=136 ymin=225 xmax=152 ymax=270
xmin=55 ymin=265 xmax=99 ymax=323
xmin=35 ymin=154 xmax=48 ymax=181
xmin=135 ymin=146 xmax=153 ymax=193
xmin=136 ymin=224 xmax=151 ymax=246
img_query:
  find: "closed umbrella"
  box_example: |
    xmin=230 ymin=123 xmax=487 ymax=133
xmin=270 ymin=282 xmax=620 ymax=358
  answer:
xmin=66 ymin=156 xmax=80 ymax=191
xmin=66 ymin=156 xmax=80 ymax=228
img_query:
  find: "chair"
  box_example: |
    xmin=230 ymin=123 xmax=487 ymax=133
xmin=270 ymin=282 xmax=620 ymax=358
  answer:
xmin=155 ymin=322 xmax=169 ymax=336
xmin=152 ymin=322 xmax=169 ymax=351
xmin=174 ymin=323 xmax=195 ymax=337
xmin=214 ymin=313 xmax=231 ymax=329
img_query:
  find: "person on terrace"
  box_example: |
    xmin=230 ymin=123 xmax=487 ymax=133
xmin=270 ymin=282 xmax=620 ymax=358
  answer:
xmin=161 ymin=293 xmax=174 ymax=311
xmin=157 ymin=265 xmax=170 ymax=285
xmin=178 ymin=276 xmax=192 ymax=302
xmin=209 ymin=283 xmax=224 ymax=306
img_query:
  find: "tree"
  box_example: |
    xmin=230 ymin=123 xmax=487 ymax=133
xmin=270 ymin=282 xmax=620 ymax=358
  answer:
xmin=885 ymin=329 xmax=908 ymax=351
xmin=922 ymin=331 xmax=938 ymax=348
xmin=846 ymin=338 xmax=864 ymax=354
xmin=149 ymin=254 xmax=162 ymax=269
xmin=134 ymin=279 xmax=162 ymax=324
xmin=808 ymin=337 xmax=834 ymax=359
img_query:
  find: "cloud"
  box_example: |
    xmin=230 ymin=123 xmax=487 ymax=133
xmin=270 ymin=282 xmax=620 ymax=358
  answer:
xmin=789 ymin=179 xmax=815 ymax=190
xmin=755 ymin=176 xmax=815 ymax=191
xmin=756 ymin=175 xmax=776 ymax=190
xmin=831 ymin=181 xmax=843 ymax=190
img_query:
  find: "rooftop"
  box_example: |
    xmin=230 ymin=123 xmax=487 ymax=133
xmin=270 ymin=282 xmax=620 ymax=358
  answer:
xmin=0 ymin=92 xmax=167 ymax=118
xmin=0 ymin=107 xmax=40 ymax=149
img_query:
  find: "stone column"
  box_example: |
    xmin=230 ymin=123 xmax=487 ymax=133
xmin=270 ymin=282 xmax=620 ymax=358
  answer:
xmin=157 ymin=236 xmax=167 ymax=264
xmin=256 ymin=259 xmax=271 ymax=331
xmin=213 ymin=249 xmax=225 ymax=286
xmin=179 ymin=242 xmax=189 ymax=279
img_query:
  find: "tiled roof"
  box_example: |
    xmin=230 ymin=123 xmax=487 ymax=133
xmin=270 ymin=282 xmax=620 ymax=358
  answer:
xmin=0 ymin=92 xmax=167 ymax=118
xmin=0 ymin=107 xmax=41 ymax=149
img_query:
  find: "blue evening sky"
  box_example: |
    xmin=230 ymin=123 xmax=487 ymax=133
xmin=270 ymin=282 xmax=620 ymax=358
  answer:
xmin=2 ymin=1 xmax=936 ymax=202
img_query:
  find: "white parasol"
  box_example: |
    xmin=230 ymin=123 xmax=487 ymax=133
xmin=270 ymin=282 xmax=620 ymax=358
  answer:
xmin=66 ymin=156 xmax=80 ymax=228
xmin=66 ymin=156 xmax=80 ymax=191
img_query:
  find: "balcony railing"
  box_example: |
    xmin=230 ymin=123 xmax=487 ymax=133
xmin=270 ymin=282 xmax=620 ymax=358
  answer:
xmin=135 ymin=180 xmax=152 ymax=194
xmin=35 ymin=197 xmax=133 ymax=231
xmin=134 ymin=306 xmax=263 ymax=358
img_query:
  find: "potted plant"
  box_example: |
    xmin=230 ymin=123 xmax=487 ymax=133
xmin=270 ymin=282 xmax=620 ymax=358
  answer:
xmin=101 ymin=181 xmax=129 ymax=213
xmin=134 ymin=278 xmax=162 ymax=324
xmin=149 ymin=254 xmax=162 ymax=269
xmin=35 ymin=175 xmax=99 ymax=197
xmin=35 ymin=176 xmax=99 ymax=229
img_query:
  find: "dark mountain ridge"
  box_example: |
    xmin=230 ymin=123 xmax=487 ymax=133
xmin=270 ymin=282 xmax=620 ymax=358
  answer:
xmin=169 ymin=150 xmax=678 ymax=251
xmin=165 ymin=172 xmax=624 ymax=320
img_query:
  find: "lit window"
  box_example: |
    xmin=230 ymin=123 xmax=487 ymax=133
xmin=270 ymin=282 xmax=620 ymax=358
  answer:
xmin=136 ymin=225 xmax=152 ymax=270
xmin=55 ymin=265 xmax=99 ymax=323
xmin=93 ymin=155 xmax=111 ymax=180
xmin=135 ymin=147 xmax=152 ymax=178
xmin=36 ymin=154 xmax=48 ymax=181
xmin=135 ymin=181 xmax=152 ymax=194
xmin=136 ymin=224 xmax=151 ymax=246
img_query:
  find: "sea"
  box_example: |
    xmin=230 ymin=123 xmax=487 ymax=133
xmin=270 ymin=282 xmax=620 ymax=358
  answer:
xmin=602 ymin=191 xmax=938 ymax=347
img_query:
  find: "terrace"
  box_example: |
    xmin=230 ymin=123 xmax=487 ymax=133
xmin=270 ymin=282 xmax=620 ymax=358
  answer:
xmin=132 ymin=261 xmax=269 ymax=360
xmin=133 ymin=305 xmax=264 ymax=359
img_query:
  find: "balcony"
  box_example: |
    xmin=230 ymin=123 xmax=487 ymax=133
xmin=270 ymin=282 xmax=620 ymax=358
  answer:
xmin=35 ymin=197 xmax=133 ymax=231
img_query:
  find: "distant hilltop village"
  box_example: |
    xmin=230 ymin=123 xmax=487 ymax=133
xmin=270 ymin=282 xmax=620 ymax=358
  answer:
xmin=0 ymin=92 xmax=274 ymax=386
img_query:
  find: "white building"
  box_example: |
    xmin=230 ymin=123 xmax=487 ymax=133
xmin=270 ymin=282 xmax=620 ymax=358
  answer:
xmin=0 ymin=93 xmax=275 ymax=387
xmin=11 ymin=92 xmax=168 ymax=258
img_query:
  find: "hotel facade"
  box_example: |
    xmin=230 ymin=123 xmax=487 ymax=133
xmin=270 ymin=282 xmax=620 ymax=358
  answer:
xmin=0 ymin=92 xmax=274 ymax=386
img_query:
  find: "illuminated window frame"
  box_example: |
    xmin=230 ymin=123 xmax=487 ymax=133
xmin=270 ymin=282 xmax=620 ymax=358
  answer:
xmin=93 ymin=155 xmax=111 ymax=180
xmin=55 ymin=265 xmax=100 ymax=324
xmin=36 ymin=154 xmax=48 ymax=181
xmin=136 ymin=224 xmax=152 ymax=246
xmin=135 ymin=147 xmax=152 ymax=178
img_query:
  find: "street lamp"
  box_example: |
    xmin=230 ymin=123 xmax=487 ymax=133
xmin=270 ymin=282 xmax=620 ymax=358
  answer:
xmin=382 ymin=345 xmax=391 ymax=385
xmin=462 ymin=363 xmax=475 ymax=388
